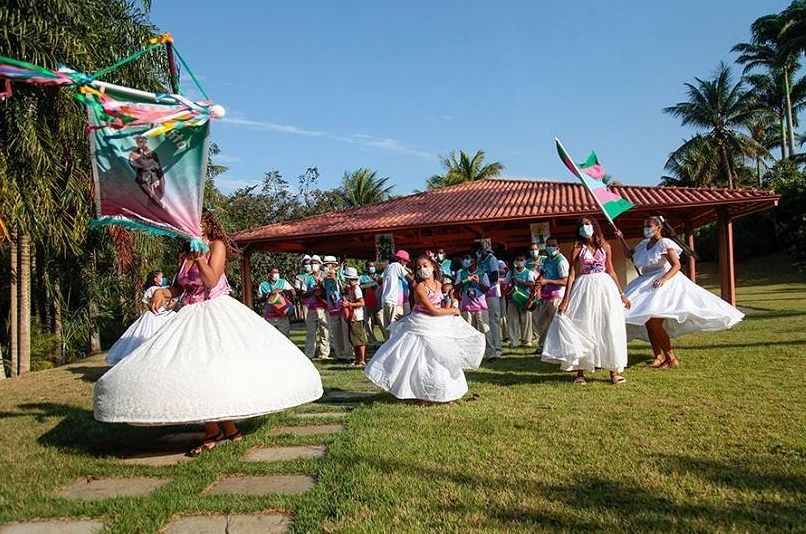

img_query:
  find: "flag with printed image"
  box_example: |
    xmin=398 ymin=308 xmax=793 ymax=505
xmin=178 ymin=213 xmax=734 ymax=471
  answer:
xmin=554 ymin=137 xmax=633 ymax=222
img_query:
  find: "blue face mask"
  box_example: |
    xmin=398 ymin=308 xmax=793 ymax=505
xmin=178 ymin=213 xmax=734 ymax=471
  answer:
xmin=643 ymin=227 xmax=654 ymax=239
xmin=579 ymin=224 xmax=594 ymax=239
xmin=546 ymin=246 xmax=558 ymax=256
xmin=368 ymin=266 xmax=376 ymax=274
xmin=461 ymin=259 xmax=472 ymax=268
xmin=437 ymin=253 xmax=445 ymax=261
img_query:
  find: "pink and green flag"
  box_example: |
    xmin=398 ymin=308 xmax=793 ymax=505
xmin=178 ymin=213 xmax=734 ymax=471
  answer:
xmin=554 ymin=138 xmax=633 ymax=222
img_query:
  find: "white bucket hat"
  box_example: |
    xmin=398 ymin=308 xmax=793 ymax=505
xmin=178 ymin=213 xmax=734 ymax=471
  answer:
xmin=323 ymin=255 xmax=338 ymax=264
xmin=343 ymin=266 xmax=359 ymax=279
xmin=310 ymin=255 xmax=322 ymax=264
xmin=301 ymin=254 xmax=312 ymax=262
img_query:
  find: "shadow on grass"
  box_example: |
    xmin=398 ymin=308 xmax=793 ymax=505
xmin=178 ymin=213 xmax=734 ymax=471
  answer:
xmin=346 ymin=453 xmax=806 ymax=532
xmin=681 ymin=339 xmax=806 ymax=350
xmin=65 ymin=364 xmax=109 ymax=383
xmin=742 ymin=310 xmax=806 ymax=320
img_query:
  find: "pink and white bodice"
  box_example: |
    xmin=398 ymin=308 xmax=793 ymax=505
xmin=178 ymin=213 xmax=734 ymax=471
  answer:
xmin=177 ymin=257 xmax=231 ymax=305
xmin=579 ymin=246 xmax=606 ymax=275
xmin=413 ymin=284 xmax=443 ymax=314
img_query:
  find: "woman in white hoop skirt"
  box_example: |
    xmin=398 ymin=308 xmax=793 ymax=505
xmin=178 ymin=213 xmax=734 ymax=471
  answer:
xmin=94 ymin=211 xmax=323 ymax=456
xmin=365 ymin=255 xmax=485 ymax=405
xmin=617 ymin=216 xmax=744 ymax=368
xmin=106 ymin=270 xmax=176 ymax=366
xmin=541 ymin=217 xmax=632 ymax=385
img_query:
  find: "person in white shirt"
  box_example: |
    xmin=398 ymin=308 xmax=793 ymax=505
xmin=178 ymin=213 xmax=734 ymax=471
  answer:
xmin=380 ymin=249 xmax=413 ymax=339
xmin=341 ymin=267 xmax=368 ymax=367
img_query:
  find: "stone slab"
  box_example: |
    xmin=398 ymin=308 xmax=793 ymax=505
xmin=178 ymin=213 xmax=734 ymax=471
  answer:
xmin=54 ymin=477 xmax=171 ymax=501
xmin=245 ymin=445 xmax=328 ymax=462
xmin=0 ymin=520 xmax=105 ymax=534
xmin=323 ymin=391 xmax=375 ymax=400
xmin=269 ymin=424 xmax=345 ymax=436
xmin=161 ymin=513 xmax=292 ymax=534
xmin=292 ymin=412 xmax=348 ymax=419
xmin=205 ymin=475 xmax=316 ymax=496
xmin=119 ymin=451 xmax=192 ymax=467
xmin=314 ymin=401 xmax=359 ymax=409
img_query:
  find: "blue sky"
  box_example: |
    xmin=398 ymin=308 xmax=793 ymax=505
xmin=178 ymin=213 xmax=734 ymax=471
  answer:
xmin=151 ymin=0 xmax=789 ymax=194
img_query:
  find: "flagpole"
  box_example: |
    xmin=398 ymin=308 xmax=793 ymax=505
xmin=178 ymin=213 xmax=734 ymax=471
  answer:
xmin=554 ymin=137 xmax=639 ymax=274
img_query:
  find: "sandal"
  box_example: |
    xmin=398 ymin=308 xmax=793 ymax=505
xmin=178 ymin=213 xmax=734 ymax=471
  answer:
xmin=648 ymin=357 xmax=665 ymax=368
xmin=660 ymin=358 xmax=679 ymax=369
xmin=573 ymin=376 xmax=587 ymax=385
xmin=187 ymin=430 xmax=225 ymax=457
xmin=611 ymin=375 xmax=627 ymax=385
xmin=222 ymin=430 xmax=243 ymax=442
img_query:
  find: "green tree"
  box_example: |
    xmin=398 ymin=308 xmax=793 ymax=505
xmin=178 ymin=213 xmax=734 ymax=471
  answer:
xmin=427 ymin=150 xmax=504 ymax=189
xmin=780 ymin=1 xmax=806 ymax=57
xmin=664 ymin=62 xmax=763 ymax=188
xmin=733 ymin=10 xmax=804 ymax=158
xmin=337 ymin=168 xmax=394 ymax=207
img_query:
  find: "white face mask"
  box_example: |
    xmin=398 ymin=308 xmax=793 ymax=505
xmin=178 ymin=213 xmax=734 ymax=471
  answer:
xmin=514 ymin=260 xmax=526 ymax=268
xmin=303 ymin=264 xmax=312 ymax=273
xmin=270 ymin=273 xmax=279 ymax=282
xmin=368 ymin=266 xmax=376 ymax=274
xmin=530 ymin=249 xmax=539 ymax=258
xmin=579 ymin=224 xmax=594 ymax=239
xmin=418 ymin=266 xmax=434 ymax=279
xmin=461 ymin=259 xmax=472 ymax=268
xmin=644 ymin=227 xmax=655 ymax=239
xmin=437 ymin=253 xmax=445 ymax=261
xmin=312 ymin=263 xmax=321 ymax=272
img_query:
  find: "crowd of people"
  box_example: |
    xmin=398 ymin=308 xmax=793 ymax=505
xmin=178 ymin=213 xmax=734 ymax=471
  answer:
xmin=92 ymin=210 xmax=744 ymax=455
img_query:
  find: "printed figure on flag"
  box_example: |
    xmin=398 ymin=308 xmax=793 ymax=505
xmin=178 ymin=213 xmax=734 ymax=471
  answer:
xmin=555 ymin=138 xmax=634 ymax=222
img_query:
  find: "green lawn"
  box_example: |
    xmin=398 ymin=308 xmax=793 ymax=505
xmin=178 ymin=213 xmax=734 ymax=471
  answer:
xmin=1 ymin=253 xmax=805 ymax=533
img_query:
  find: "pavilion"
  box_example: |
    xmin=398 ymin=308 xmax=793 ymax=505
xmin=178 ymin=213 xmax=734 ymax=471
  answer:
xmin=232 ymin=178 xmax=780 ymax=309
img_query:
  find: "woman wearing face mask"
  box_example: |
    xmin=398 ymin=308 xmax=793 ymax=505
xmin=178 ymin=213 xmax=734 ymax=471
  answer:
xmin=541 ymin=217 xmax=631 ymax=385
xmin=617 ymin=216 xmax=744 ymax=368
xmin=257 ymin=267 xmax=296 ymax=337
xmin=365 ymin=256 xmax=485 ymax=405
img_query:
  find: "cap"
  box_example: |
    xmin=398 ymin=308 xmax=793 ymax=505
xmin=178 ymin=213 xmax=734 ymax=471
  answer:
xmin=392 ymin=249 xmax=410 ymax=262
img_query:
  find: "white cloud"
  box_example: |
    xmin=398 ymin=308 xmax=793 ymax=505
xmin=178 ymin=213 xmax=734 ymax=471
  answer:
xmin=220 ymin=114 xmax=436 ymax=160
xmin=214 ymin=154 xmax=242 ymax=164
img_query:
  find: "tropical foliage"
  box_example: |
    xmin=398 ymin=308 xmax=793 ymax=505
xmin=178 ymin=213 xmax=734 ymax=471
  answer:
xmin=426 ymin=150 xmax=504 ymax=189
xmin=337 ymin=168 xmax=394 ymax=207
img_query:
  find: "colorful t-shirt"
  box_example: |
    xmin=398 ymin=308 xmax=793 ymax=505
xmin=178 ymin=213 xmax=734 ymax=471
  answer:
xmin=540 ymin=254 xmax=570 ymax=300
xmin=298 ymin=273 xmax=325 ymax=309
xmin=345 ymin=286 xmax=364 ymax=322
xmin=505 ymin=267 xmax=537 ymax=288
xmin=258 ymin=278 xmax=293 ymax=318
xmin=323 ymin=274 xmax=345 ymax=317
xmin=455 ymin=269 xmax=490 ymax=312
xmin=381 ymin=261 xmax=407 ymax=306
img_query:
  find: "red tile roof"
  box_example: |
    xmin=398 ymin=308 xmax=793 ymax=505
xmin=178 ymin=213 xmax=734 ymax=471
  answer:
xmin=233 ymin=178 xmax=779 ymax=245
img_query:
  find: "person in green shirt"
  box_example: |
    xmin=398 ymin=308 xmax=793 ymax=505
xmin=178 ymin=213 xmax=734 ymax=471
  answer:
xmin=257 ymin=267 xmax=296 ymax=337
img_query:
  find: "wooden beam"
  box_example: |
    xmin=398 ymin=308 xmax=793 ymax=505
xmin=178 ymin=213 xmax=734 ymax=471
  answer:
xmin=717 ymin=207 xmax=736 ymax=306
xmin=240 ymin=250 xmax=254 ymax=310
xmin=684 ymin=218 xmax=696 ymax=283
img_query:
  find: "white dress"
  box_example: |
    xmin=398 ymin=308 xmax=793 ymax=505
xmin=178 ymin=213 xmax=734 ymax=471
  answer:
xmin=541 ymin=246 xmax=628 ymax=372
xmin=106 ymin=286 xmax=176 ymax=366
xmin=624 ymin=237 xmax=744 ymax=340
xmin=94 ymin=261 xmax=323 ymax=425
xmin=364 ymin=287 xmax=485 ymax=402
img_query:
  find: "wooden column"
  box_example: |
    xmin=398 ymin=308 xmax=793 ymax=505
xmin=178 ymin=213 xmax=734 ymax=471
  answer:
xmin=717 ymin=207 xmax=736 ymax=306
xmin=684 ymin=219 xmax=696 ymax=283
xmin=240 ymin=249 xmax=254 ymax=310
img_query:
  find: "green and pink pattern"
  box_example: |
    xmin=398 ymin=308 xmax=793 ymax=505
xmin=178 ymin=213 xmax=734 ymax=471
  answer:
xmin=555 ymin=138 xmax=634 ymax=222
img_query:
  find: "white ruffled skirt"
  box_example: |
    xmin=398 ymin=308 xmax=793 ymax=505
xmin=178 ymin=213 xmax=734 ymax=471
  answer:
xmin=106 ymin=310 xmax=175 ymax=366
xmin=624 ymin=271 xmax=744 ymax=341
xmin=94 ymin=295 xmax=323 ymax=425
xmin=364 ymin=312 xmax=485 ymax=402
xmin=541 ymin=272 xmax=628 ymax=372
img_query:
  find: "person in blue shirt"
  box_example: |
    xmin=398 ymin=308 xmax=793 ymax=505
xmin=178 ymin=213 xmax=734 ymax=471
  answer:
xmin=437 ymin=248 xmax=454 ymax=278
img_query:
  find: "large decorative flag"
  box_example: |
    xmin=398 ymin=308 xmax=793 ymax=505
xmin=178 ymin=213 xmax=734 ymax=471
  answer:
xmin=554 ymin=137 xmax=633 ymax=222
xmin=0 ymin=35 xmax=223 ymax=251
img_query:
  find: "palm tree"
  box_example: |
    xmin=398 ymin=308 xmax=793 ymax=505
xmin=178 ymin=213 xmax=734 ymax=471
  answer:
xmin=664 ymin=62 xmax=762 ymax=188
xmin=733 ymin=11 xmax=803 ymax=158
xmin=338 ymin=168 xmax=394 ymax=207
xmin=661 ymin=135 xmax=721 ymax=187
xmin=780 ymin=1 xmax=806 ymax=56
xmin=427 ymin=150 xmax=504 ymax=189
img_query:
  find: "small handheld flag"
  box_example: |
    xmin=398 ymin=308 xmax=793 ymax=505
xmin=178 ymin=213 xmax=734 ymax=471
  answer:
xmin=554 ymin=138 xmax=634 ymax=223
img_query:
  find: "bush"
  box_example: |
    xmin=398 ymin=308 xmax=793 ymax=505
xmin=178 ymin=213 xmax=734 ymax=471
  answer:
xmin=767 ymin=161 xmax=806 ymax=265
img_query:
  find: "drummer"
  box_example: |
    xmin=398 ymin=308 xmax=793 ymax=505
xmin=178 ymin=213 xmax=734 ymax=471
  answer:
xmin=533 ymin=236 xmax=569 ymax=354
xmin=505 ymin=252 xmax=537 ymax=348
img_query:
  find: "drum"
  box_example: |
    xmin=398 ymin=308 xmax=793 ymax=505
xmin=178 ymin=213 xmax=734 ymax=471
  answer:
xmin=511 ymin=285 xmax=538 ymax=311
xmin=266 ymin=293 xmax=294 ymax=317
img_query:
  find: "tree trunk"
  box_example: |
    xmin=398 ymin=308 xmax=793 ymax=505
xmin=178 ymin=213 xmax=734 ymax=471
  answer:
xmin=88 ymin=251 xmax=101 ymax=354
xmin=8 ymin=231 xmax=17 ymax=378
xmin=756 ymin=157 xmax=762 ymax=187
xmin=783 ymin=66 xmax=797 ymax=158
xmin=720 ymin=145 xmax=735 ymax=189
xmin=53 ymin=296 xmax=63 ymax=365
xmin=780 ymin=114 xmax=788 ymax=159
xmin=34 ymin=246 xmax=49 ymax=332
xmin=18 ymin=233 xmax=31 ymax=375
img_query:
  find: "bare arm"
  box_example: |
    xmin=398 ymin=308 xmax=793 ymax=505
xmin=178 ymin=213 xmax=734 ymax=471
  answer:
xmin=414 ymin=283 xmax=459 ymax=316
xmin=604 ymin=243 xmax=631 ymax=309
xmin=614 ymin=230 xmax=634 ymax=258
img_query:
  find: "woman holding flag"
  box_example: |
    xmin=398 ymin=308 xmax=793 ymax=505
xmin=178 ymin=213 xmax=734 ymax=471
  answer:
xmin=541 ymin=217 xmax=631 ymax=385
xmin=617 ymin=217 xmax=744 ymax=368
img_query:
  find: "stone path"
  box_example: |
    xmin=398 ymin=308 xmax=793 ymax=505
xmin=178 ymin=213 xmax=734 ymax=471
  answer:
xmin=0 ymin=519 xmax=105 ymax=534
xmin=269 ymin=424 xmax=345 ymax=436
xmin=292 ymin=411 xmax=349 ymax=419
xmin=53 ymin=477 xmax=171 ymax=501
xmin=245 ymin=445 xmax=328 ymax=462
xmin=323 ymin=390 xmax=376 ymax=400
xmin=205 ymin=475 xmax=317 ymax=496
xmin=120 ymin=451 xmax=192 ymax=467
xmin=161 ymin=513 xmax=292 ymax=534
